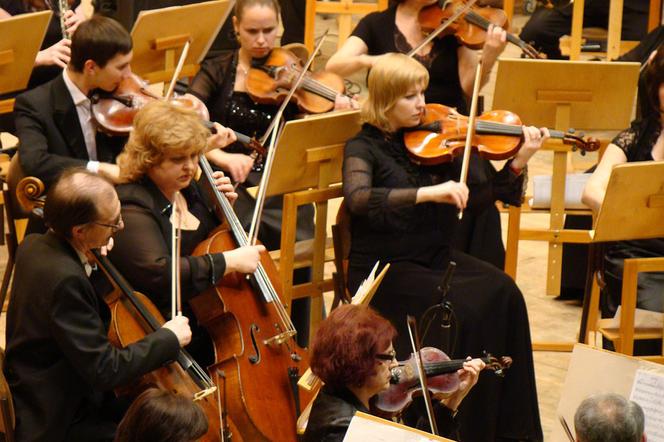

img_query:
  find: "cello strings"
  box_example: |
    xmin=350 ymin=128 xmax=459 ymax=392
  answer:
xmin=199 ymin=156 xmax=297 ymax=333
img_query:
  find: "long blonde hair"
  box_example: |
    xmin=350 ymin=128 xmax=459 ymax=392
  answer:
xmin=361 ymin=53 xmax=429 ymax=133
xmin=117 ymin=101 xmax=209 ymax=182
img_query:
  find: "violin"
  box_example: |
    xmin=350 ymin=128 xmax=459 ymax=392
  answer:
xmin=418 ymin=0 xmax=541 ymax=59
xmin=187 ymin=155 xmax=313 ymax=441
xmin=92 ymin=250 xmax=238 ymax=441
xmin=374 ymin=347 xmax=512 ymax=414
xmin=90 ymin=73 xmax=265 ymax=156
xmin=403 ymin=103 xmax=600 ymax=166
xmin=246 ymin=47 xmax=347 ymax=114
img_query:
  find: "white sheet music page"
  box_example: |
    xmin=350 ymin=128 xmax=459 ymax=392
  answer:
xmin=630 ymin=369 xmax=664 ymax=441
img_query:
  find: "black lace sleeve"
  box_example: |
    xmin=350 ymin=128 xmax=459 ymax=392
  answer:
xmin=343 ymin=139 xmax=419 ymax=231
xmin=611 ymin=126 xmax=637 ymax=157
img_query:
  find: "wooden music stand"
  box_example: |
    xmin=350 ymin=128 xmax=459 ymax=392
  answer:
xmin=130 ymin=0 xmax=232 ymax=85
xmin=259 ymin=110 xmax=361 ymax=343
xmin=552 ymin=344 xmax=664 ymax=442
xmin=0 ymin=11 xmax=52 ymax=115
xmin=578 ymin=161 xmax=664 ymax=356
xmin=345 ymin=412 xmax=455 ymax=441
xmin=493 ymin=58 xmax=639 ymax=351
xmin=304 ymin=0 xmax=388 ymax=52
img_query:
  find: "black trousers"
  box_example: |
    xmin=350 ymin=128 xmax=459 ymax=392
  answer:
xmin=519 ymin=1 xmax=648 ymax=59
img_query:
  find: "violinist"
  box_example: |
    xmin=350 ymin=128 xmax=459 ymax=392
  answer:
xmin=343 ymin=53 xmax=544 ymax=442
xmin=187 ymin=0 xmax=353 ymax=344
xmin=581 ymin=47 xmax=664 ymax=350
xmin=14 ymin=15 xmax=131 ymax=188
xmin=4 ymin=169 xmax=192 ymax=442
xmin=109 ymin=100 xmax=264 ymax=365
xmin=326 ymin=0 xmax=546 ymax=270
xmin=305 ymin=304 xmax=485 ymax=441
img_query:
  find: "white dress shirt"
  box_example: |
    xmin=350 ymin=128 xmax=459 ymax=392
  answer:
xmin=62 ymin=69 xmax=100 ymax=172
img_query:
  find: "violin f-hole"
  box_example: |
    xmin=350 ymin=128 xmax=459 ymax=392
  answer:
xmin=248 ymin=323 xmax=261 ymax=364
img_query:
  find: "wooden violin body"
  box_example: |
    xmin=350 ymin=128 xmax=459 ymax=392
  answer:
xmin=374 ymin=347 xmax=512 ymax=415
xmin=96 ymin=253 xmax=237 ymax=441
xmin=418 ymin=0 xmax=541 ymax=58
xmin=246 ymin=47 xmax=345 ymax=114
xmin=188 ymin=157 xmax=313 ymax=441
xmin=404 ymin=103 xmax=600 ymax=165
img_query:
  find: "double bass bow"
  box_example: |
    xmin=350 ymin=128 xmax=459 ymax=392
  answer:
xmin=92 ymin=250 xmax=236 ymax=441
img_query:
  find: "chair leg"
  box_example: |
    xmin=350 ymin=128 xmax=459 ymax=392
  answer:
xmin=0 ymin=247 xmax=13 ymax=312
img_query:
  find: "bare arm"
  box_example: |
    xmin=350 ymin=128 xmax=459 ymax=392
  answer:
xmin=457 ymin=25 xmax=506 ymax=97
xmin=326 ymin=36 xmax=379 ymax=77
xmin=581 ymin=144 xmax=627 ymax=212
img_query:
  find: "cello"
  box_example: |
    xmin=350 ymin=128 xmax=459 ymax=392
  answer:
xmin=189 ymin=155 xmax=313 ymax=441
xmin=92 ymin=250 xmax=238 ymax=441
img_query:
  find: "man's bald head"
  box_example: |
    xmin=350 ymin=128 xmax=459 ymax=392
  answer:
xmin=44 ymin=169 xmax=117 ymax=239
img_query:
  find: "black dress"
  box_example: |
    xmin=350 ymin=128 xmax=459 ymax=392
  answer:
xmin=304 ymin=385 xmax=459 ymax=442
xmin=343 ymin=124 xmax=542 ymax=442
xmin=601 ymin=120 xmax=664 ymax=319
xmin=351 ymin=5 xmax=520 ymax=269
xmin=187 ymin=50 xmax=314 ymax=252
xmin=109 ymin=178 xmax=225 ymax=365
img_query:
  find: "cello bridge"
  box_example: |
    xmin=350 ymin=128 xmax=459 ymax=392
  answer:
xmin=264 ymin=330 xmax=297 ymax=346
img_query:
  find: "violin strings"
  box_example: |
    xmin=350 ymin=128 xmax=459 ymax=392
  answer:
xmin=300 ymin=77 xmax=338 ymax=101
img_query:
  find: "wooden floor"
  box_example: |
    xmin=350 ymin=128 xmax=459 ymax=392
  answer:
xmin=0 ymin=9 xmax=623 ymax=441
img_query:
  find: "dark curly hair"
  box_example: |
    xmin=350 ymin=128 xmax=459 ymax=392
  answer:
xmin=310 ymin=304 xmax=397 ymax=390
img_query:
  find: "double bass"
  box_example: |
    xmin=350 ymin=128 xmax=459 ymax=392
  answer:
xmin=189 ymin=155 xmax=313 ymax=441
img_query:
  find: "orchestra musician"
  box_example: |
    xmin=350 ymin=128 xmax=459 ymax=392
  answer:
xmin=582 ymin=48 xmax=664 ymax=337
xmin=186 ymin=0 xmax=355 ymax=345
xmin=304 ymin=304 xmax=485 ymax=441
xmin=325 ymin=0 xmax=543 ymax=270
xmin=13 ymin=15 xmax=132 ymax=188
xmin=109 ymin=100 xmax=264 ymax=365
xmin=342 ymin=53 xmax=544 ymax=442
xmin=3 ymin=169 xmax=192 ymax=442
xmin=114 ymin=388 xmax=208 ymax=442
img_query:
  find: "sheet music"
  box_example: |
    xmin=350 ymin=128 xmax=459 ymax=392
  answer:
xmin=343 ymin=413 xmax=442 ymax=442
xmin=630 ymin=369 xmax=664 ymax=441
xmin=352 ymin=261 xmax=380 ymax=302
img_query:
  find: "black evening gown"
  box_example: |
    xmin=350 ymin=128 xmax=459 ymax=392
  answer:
xmin=344 ymin=124 xmax=542 ymax=442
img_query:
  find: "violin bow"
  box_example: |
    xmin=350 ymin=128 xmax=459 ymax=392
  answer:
xmin=165 ymin=40 xmax=191 ymax=101
xmin=457 ymin=58 xmax=483 ymax=220
xmin=407 ymin=0 xmax=478 ymax=58
xmin=407 ymin=315 xmax=439 ymax=436
xmin=248 ymin=31 xmax=329 ymax=245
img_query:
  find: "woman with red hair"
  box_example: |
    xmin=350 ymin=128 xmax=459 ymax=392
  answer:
xmin=304 ymin=304 xmax=484 ymax=441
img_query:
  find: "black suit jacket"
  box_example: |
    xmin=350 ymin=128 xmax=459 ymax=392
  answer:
xmin=4 ymin=232 xmax=180 ymax=442
xmin=14 ymin=74 xmax=126 ymax=187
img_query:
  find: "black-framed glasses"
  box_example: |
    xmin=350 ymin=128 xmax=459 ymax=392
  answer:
xmin=93 ymin=214 xmax=123 ymax=232
xmin=375 ymin=350 xmax=397 ymax=362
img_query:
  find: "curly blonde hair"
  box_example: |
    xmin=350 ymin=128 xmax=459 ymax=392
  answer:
xmin=361 ymin=53 xmax=429 ymax=133
xmin=117 ymin=100 xmax=209 ymax=182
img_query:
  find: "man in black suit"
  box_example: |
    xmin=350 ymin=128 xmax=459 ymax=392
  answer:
xmin=4 ymin=169 xmax=193 ymax=442
xmin=14 ymin=15 xmax=132 ymax=188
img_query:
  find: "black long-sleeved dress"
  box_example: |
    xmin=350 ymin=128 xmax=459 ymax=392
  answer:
xmin=343 ymin=124 xmax=542 ymax=442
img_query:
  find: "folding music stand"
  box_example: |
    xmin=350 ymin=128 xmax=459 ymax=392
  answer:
xmin=0 ymin=11 xmax=52 ymax=114
xmin=578 ymin=161 xmax=664 ymax=356
xmin=344 ymin=412 xmax=455 ymax=441
xmin=493 ymin=58 xmax=639 ymax=351
xmin=130 ymin=0 xmax=232 ymax=84
xmin=258 ymin=110 xmax=361 ymax=343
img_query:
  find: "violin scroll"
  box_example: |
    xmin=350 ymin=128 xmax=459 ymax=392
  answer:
xmin=560 ymin=129 xmax=601 ymax=154
xmin=483 ymin=353 xmax=512 ymax=377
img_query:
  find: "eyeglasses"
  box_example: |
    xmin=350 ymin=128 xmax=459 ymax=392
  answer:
xmin=375 ymin=350 xmax=397 ymax=362
xmin=93 ymin=214 xmax=123 ymax=232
